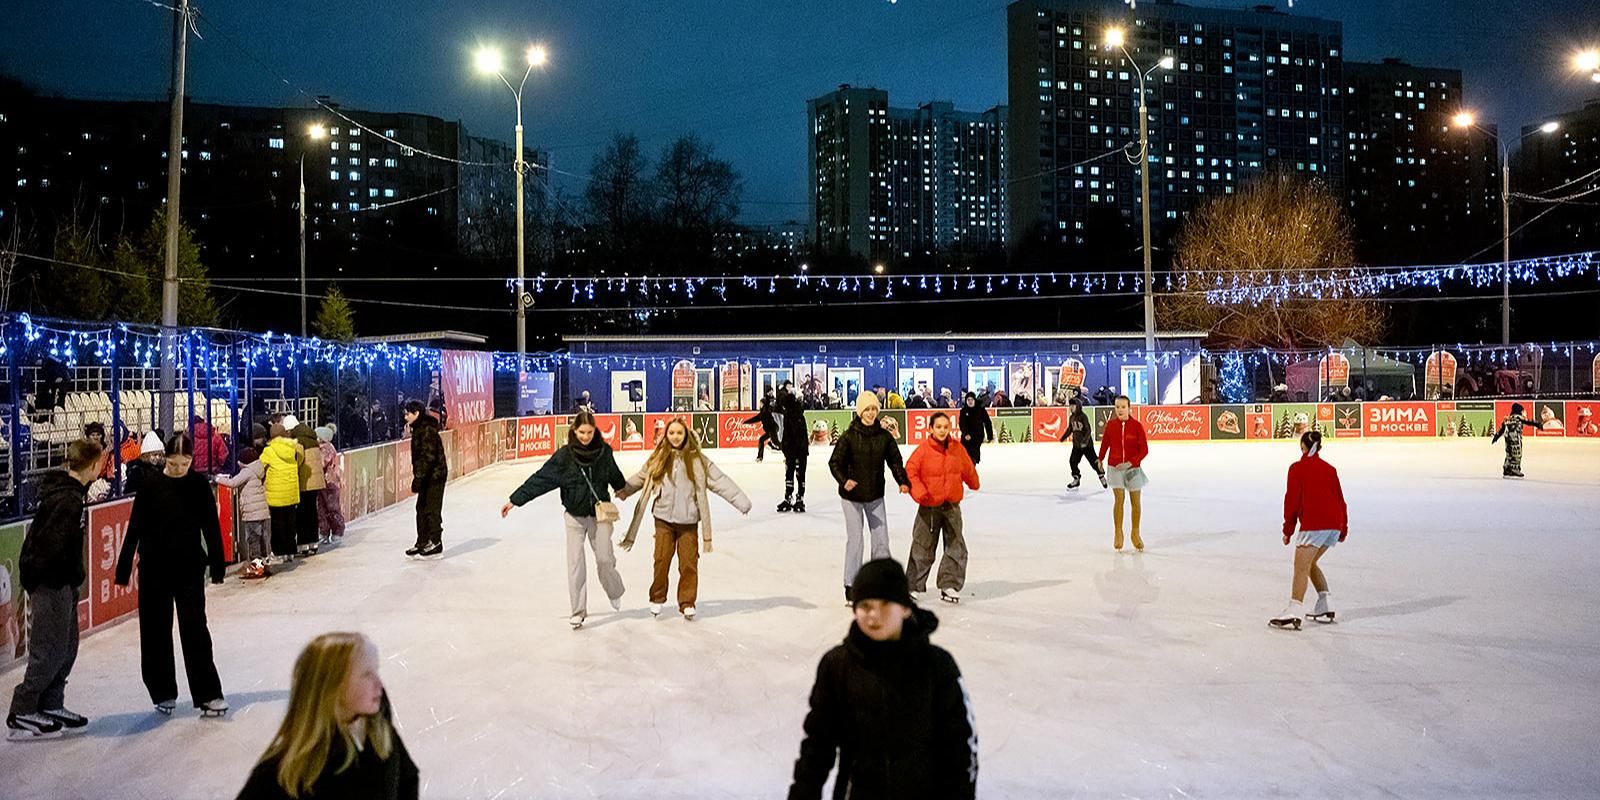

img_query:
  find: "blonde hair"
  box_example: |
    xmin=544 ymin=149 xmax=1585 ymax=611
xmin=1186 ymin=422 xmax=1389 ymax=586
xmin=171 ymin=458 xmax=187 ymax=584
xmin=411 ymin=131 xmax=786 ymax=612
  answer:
xmin=260 ymin=633 xmax=394 ymax=799
xmin=644 ymin=419 xmax=701 ymax=485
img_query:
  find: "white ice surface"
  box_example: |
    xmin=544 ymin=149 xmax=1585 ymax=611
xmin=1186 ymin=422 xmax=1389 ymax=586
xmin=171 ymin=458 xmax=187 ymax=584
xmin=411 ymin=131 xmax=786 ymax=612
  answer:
xmin=3 ymin=438 xmax=1598 ymax=799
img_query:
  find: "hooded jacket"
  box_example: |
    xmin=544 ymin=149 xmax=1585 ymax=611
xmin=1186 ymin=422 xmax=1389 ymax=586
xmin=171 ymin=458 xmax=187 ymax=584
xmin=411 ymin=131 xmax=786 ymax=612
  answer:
xmin=957 ymin=398 xmax=993 ymax=445
xmin=1059 ymin=405 xmax=1094 ymax=449
xmin=409 ymin=413 xmax=448 ymax=491
xmin=1282 ymin=451 xmax=1349 ymax=541
xmin=260 ymin=436 xmax=304 ymax=508
xmin=905 ymin=435 xmax=979 ymax=507
xmin=190 ymin=420 xmax=231 ymax=475
xmin=828 ymin=418 xmax=910 ymax=503
xmin=788 ymin=607 xmax=978 ymax=800
xmin=291 ymin=423 xmax=327 ymax=492
xmin=778 ymin=393 xmax=810 ymax=458
xmin=20 ymin=470 xmax=89 ymax=592
xmin=116 ymin=470 xmax=227 ymax=586
xmin=509 ymin=440 xmax=626 ymax=518
xmin=216 ymin=459 xmax=271 ymax=523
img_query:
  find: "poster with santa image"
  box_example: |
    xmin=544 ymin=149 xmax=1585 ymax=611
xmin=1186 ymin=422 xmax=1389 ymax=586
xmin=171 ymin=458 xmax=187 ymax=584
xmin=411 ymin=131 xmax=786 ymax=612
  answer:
xmin=1567 ymin=401 xmax=1600 ymax=436
xmin=717 ymin=412 xmax=763 ymax=449
xmin=617 ymin=414 xmax=646 ymax=451
xmin=441 ymin=349 xmax=494 ymax=430
xmin=1424 ymin=351 xmax=1458 ymax=398
xmin=1364 ymin=402 xmax=1436 ymax=437
xmin=1245 ymin=404 xmax=1275 ymax=440
xmin=1531 ymin=401 xmax=1566 ymax=436
xmin=1032 ymin=407 xmax=1069 ymax=443
xmin=1137 ymin=405 xmax=1209 ymax=440
xmin=87 ymin=499 xmax=138 ymax=629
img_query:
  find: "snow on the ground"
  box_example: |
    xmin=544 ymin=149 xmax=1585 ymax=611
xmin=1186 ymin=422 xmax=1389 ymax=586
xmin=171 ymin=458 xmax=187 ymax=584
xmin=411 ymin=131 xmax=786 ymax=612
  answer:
xmin=3 ymin=438 xmax=1598 ymax=799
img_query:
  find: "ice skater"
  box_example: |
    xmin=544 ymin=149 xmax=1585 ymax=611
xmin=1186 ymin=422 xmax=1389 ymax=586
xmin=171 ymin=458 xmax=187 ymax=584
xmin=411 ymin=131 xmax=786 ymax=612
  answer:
xmin=829 ymin=392 xmax=911 ymax=604
xmin=777 ymin=382 xmax=811 ymax=513
xmin=405 ymin=401 xmax=447 ymax=558
xmin=616 ymin=419 xmax=752 ymax=620
xmin=7 ymin=438 xmax=104 ymax=740
xmin=1059 ymin=396 xmax=1107 ymax=490
xmin=501 ymin=410 xmax=627 ymax=629
xmin=237 ymin=633 xmax=418 ymax=799
xmin=114 ymin=432 xmax=229 ymax=717
xmin=744 ymin=392 xmax=779 ymax=463
xmin=1491 ymin=403 xmax=1526 ymax=478
xmin=957 ymin=392 xmax=994 ymax=466
xmin=903 ymin=412 xmax=979 ymax=604
xmin=1270 ymin=431 xmax=1348 ymax=630
xmin=1098 ymin=395 xmax=1149 ymax=551
xmin=787 ymin=558 xmax=978 ymax=800
xmin=216 ymin=444 xmax=273 ymax=579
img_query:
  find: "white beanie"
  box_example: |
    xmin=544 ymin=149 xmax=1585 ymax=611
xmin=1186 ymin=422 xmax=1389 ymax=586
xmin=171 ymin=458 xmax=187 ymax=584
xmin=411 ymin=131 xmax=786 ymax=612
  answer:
xmin=140 ymin=431 xmax=164 ymax=455
xmin=856 ymin=392 xmax=880 ymax=414
xmin=281 ymin=414 xmax=301 ymax=431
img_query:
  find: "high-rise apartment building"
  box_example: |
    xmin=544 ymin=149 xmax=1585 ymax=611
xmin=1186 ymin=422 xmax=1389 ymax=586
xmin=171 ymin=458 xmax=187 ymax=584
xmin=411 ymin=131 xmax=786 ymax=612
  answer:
xmin=808 ymin=86 xmax=1006 ymax=261
xmin=1518 ymin=98 xmax=1600 ymax=254
xmin=1007 ymin=0 xmax=1345 ymax=254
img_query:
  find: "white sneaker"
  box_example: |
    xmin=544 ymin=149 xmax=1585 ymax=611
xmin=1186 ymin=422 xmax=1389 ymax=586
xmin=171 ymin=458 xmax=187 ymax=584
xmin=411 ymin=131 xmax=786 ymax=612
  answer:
xmin=682 ymin=606 xmax=697 ymax=620
xmin=940 ymin=588 xmax=961 ymax=604
xmin=649 ymin=603 xmax=662 ymax=616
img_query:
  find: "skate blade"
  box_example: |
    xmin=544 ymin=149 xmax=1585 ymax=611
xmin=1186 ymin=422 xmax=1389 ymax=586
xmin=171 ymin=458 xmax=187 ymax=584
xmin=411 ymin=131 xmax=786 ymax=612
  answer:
xmin=1268 ymin=619 xmax=1302 ymax=630
xmin=1308 ymin=613 xmax=1336 ymax=623
xmin=201 ymin=710 xmax=227 ymax=718
xmin=7 ymin=728 xmax=65 ymax=741
xmin=940 ymin=596 xmax=960 ymax=604
xmin=154 ymin=706 xmax=175 ymax=716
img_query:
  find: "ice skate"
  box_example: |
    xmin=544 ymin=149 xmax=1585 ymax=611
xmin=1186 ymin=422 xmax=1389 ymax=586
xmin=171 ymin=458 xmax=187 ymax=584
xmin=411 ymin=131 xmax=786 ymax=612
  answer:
xmin=792 ymin=499 xmax=806 ymax=513
xmin=1308 ymin=592 xmax=1336 ymax=624
xmin=1130 ymin=529 xmax=1144 ymax=551
xmin=41 ymin=708 xmax=88 ymax=729
xmin=153 ymin=699 xmax=177 ymax=716
xmin=7 ymin=712 xmax=64 ymax=740
xmin=776 ymin=499 xmax=793 ymax=513
xmin=404 ymin=545 xmax=422 ymax=557
xmin=1098 ymin=473 xmax=1108 ymax=489
xmin=650 ymin=603 xmax=663 ymax=617
xmin=200 ymin=699 xmax=229 ymax=718
xmin=569 ymin=613 xmax=585 ymax=630
xmin=1268 ymin=601 xmax=1305 ymax=630
xmin=610 ymin=595 xmax=623 ymax=612
xmin=844 ymin=586 xmax=854 ymax=607
xmin=1113 ymin=529 xmax=1125 ymax=550
xmin=682 ymin=606 xmax=697 ymax=620
xmin=940 ymin=588 xmax=961 ymax=604
xmin=415 ymin=542 xmax=443 ymax=559
xmin=1067 ymin=477 xmax=1081 ymax=491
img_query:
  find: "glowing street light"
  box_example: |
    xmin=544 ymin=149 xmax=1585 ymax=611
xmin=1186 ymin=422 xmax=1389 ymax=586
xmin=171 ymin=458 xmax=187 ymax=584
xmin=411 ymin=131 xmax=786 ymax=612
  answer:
xmin=873 ymin=263 xmax=885 ymax=274
xmin=1103 ymin=27 xmax=1125 ymax=48
xmin=1452 ymin=111 xmax=1476 ymax=129
xmin=307 ymin=123 xmax=326 ymax=140
xmin=1575 ymin=48 xmax=1600 ymax=74
xmin=1539 ymin=121 xmax=1560 ymax=134
xmin=474 ymin=47 xmax=504 ymax=75
xmin=527 ymin=44 xmax=548 ymax=67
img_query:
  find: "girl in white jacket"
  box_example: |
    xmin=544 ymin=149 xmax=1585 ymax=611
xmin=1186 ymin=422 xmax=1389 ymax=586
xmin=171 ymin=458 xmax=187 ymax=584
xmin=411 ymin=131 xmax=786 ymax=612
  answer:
xmin=616 ymin=419 xmax=751 ymax=620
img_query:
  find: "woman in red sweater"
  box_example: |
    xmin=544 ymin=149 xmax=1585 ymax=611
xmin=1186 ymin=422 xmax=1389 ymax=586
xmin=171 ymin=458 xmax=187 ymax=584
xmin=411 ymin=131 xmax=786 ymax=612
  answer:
xmin=1097 ymin=395 xmax=1149 ymax=551
xmin=1270 ymin=430 xmax=1348 ymax=630
xmin=903 ymin=412 xmax=980 ymax=604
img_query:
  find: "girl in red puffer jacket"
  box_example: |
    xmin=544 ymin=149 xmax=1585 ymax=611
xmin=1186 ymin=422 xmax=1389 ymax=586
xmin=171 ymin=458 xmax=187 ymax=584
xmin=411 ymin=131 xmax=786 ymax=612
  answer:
xmin=1270 ymin=430 xmax=1349 ymax=630
xmin=1097 ymin=395 xmax=1150 ymax=551
xmin=903 ymin=412 xmax=980 ymax=604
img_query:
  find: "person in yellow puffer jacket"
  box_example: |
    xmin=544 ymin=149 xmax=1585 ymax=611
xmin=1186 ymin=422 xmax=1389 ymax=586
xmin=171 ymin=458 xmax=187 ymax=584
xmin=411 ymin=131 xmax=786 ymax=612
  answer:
xmin=260 ymin=423 xmax=304 ymax=562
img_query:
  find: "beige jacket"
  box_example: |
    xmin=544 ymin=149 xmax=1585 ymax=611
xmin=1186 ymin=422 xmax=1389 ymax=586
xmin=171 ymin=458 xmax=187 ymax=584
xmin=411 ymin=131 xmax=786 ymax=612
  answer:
xmin=622 ymin=454 xmax=750 ymax=552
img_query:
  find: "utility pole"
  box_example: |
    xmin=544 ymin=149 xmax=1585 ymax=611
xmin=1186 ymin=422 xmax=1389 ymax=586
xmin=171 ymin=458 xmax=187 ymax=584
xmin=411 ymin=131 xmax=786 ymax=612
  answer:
xmin=159 ymin=0 xmax=190 ymax=438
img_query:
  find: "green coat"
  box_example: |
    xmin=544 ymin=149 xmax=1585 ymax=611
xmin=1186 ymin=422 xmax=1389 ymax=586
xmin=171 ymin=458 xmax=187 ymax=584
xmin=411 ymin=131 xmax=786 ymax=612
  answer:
xmin=509 ymin=444 xmax=625 ymax=518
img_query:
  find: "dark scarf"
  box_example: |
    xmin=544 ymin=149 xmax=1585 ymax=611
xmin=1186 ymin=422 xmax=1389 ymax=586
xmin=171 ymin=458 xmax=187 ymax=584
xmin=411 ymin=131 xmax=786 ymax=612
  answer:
xmin=569 ymin=436 xmax=605 ymax=467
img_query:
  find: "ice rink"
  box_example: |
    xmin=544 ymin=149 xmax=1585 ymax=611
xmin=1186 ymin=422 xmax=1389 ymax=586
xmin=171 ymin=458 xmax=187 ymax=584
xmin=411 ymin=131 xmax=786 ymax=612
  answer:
xmin=3 ymin=437 xmax=1598 ymax=799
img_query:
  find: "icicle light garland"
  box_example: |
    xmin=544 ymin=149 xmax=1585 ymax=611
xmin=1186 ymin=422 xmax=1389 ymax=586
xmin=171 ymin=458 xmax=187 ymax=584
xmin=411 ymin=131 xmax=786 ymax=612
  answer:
xmin=6 ymin=314 xmax=1595 ymax=380
xmin=515 ymin=251 xmax=1599 ymax=308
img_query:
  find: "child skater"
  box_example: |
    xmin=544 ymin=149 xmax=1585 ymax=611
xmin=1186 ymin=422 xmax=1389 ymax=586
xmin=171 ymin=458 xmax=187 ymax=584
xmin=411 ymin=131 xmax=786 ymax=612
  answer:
xmin=616 ymin=419 xmax=752 ymax=620
xmin=903 ymin=412 xmax=979 ymax=605
xmin=1097 ymin=395 xmax=1149 ymax=551
xmin=1491 ymin=403 xmax=1526 ymax=478
xmin=1059 ymin=396 xmax=1107 ymax=490
xmin=216 ymin=444 xmax=273 ymax=579
xmin=1270 ymin=430 xmax=1348 ymax=630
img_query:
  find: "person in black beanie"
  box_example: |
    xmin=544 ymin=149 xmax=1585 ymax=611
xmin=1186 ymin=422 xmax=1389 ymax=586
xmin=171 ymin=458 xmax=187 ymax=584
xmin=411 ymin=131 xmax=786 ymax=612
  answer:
xmin=788 ymin=558 xmax=978 ymax=800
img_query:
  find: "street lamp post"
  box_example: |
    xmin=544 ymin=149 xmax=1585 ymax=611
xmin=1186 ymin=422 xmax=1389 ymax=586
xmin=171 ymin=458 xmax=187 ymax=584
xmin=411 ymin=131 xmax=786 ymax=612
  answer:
xmin=1453 ymin=112 xmax=1560 ymax=346
xmin=476 ymin=43 xmax=548 ymax=368
xmin=300 ymin=124 xmax=326 ymax=339
xmin=1105 ymin=26 xmax=1172 ymax=403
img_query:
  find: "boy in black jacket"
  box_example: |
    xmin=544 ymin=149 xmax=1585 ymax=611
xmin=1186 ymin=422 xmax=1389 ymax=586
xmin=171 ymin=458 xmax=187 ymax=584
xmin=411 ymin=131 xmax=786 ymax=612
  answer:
xmin=789 ymin=558 xmax=978 ymax=800
xmin=8 ymin=438 xmax=104 ymax=739
xmin=1060 ymin=396 xmax=1107 ymax=490
xmin=404 ymin=401 xmax=447 ymax=557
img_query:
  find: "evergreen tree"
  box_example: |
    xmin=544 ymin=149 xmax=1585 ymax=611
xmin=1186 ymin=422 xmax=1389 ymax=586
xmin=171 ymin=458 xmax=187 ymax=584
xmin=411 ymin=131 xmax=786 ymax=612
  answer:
xmin=1458 ymin=416 xmax=1472 ymax=437
xmin=314 ymin=284 xmax=356 ymax=342
xmin=997 ymin=424 xmax=1013 ymax=444
xmin=829 ymin=420 xmax=841 ymax=444
xmin=136 ymin=209 xmax=219 ymax=327
xmin=1277 ymin=410 xmax=1294 ymax=438
xmin=40 ymin=212 xmax=110 ymax=319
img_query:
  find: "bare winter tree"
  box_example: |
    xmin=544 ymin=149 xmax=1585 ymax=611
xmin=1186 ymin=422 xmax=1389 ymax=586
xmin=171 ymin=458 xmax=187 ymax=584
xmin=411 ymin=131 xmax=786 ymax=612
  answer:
xmin=585 ymin=134 xmax=651 ymax=255
xmin=652 ymin=134 xmax=742 ymax=248
xmin=1157 ymin=172 xmax=1386 ymax=349
xmin=0 ymin=211 xmax=28 ymax=311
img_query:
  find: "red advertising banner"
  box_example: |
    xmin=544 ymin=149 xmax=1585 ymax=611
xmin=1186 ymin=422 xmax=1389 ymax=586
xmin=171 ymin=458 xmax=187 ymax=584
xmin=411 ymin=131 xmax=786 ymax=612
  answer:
xmin=1060 ymin=359 xmax=1087 ymax=390
xmin=87 ymin=499 xmax=138 ymax=628
xmin=1032 ymin=407 xmax=1069 ymax=443
xmin=1318 ymin=353 xmax=1351 ymax=387
xmin=905 ymin=409 xmax=936 ymax=445
xmin=457 ymin=422 xmax=483 ymax=476
xmin=644 ymin=413 xmax=692 ymax=449
xmin=518 ymin=416 xmax=556 ymax=458
xmin=588 ymin=414 xmax=622 ymax=445
xmin=1493 ymin=401 xmax=1531 ymax=436
xmin=441 ymin=349 xmax=494 ymax=429
xmin=1424 ymin=351 xmax=1458 ymax=396
xmin=215 ymin=485 xmax=236 ymax=563
xmin=1568 ymin=401 xmax=1600 ymax=437
xmin=1245 ymin=404 xmax=1275 ymax=440
xmin=1593 ymin=354 xmax=1600 ymax=393
xmin=1137 ymin=405 xmax=1209 ymax=440
xmin=718 ymin=412 xmax=763 ymax=449
xmin=1364 ymin=402 xmax=1436 ymax=437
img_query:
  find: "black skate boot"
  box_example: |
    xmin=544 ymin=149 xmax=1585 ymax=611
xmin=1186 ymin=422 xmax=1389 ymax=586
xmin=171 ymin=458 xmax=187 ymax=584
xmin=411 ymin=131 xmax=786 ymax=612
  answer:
xmin=792 ymin=498 xmax=806 ymax=513
xmin=1067 ymin=477 xmax=1082 ymax=491
xmin=776 ymin=499 xmax=793 ymax=513
xmin=1098 ymin=473 xmax=1109 ymax=489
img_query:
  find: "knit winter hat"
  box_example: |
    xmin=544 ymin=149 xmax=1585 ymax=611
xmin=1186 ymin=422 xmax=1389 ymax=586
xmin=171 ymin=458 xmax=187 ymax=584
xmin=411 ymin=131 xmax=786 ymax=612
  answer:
xmin=855 ymin=391 xmax=881 ymax=415
xmin=281 ymin=414 xmax=301 ymax=431
xmin=314 ymin=426 xmax=333 ymax=442
xmin=140 ymin=431 xmax=164 ymax=455
xmin=251 ymin=423 xmax=269 ymax=441
xmin=852 ymin=558 xmax=914 ymax=608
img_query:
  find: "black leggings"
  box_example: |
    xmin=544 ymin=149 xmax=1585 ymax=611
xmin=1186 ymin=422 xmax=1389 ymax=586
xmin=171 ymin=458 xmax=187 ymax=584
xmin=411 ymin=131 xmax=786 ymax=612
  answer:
xmin=1069 ymin=444 xmax=1103 ymax=480
xmin=757 ymin=433 xmax=774 ymax=459
xmin=784 ymin=453 xmax=808 ymax=500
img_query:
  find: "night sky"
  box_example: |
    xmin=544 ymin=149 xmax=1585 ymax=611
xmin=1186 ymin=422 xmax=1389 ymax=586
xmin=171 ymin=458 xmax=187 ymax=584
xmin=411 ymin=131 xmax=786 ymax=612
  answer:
xmin=4 ymin=0 xmax=1598 ymax=227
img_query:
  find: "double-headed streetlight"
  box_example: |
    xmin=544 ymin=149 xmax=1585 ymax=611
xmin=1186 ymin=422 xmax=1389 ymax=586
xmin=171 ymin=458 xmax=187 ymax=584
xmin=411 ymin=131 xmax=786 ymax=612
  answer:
xmin=475 ymin=43 xmax=548 ymax=365
xmin=1105 ymin=26 xmax=1173 ymax=403
xmin=1452 ymin=109 xmax=1562 ymax=346
xmin=1576 ymin=48 xmax=1600 ymax=82
xmin=301 ymin=123 xmax=327 ymax=338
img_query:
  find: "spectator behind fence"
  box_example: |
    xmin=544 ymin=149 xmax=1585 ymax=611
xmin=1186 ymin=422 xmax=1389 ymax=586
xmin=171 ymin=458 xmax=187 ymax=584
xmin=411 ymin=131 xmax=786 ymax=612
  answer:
xmin=315 ymin=426 xmax=346 ymax=544
xmin=236 ymin=633 xmax=418 ymax=800
xmin=190 ymin=416 xmax=230 ymax=476
xmin=123 ymin=431 xmax=166 ymax=494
